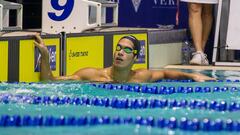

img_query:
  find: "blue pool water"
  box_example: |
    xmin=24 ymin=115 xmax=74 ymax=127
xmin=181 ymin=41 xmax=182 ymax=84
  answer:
xmin=1 ymin=70 xmax=240 ymax=135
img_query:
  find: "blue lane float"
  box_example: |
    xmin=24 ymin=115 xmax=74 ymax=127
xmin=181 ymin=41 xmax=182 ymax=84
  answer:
xmin=0 ymin=114 xmax=240 ymax=132
xmin=155 ymin=79 xmax=240 ymax=83
xmin=2 ymin=79 xmax=240 ymax=84
xmin=0 ymin=94 xmax=240 ymax=112
xmin=90 ymin=83 xmax=239 ymax=95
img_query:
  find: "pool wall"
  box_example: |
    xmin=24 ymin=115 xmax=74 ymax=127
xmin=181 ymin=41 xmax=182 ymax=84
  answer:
xmin=0 ymin=29 xmax=186 ymax=82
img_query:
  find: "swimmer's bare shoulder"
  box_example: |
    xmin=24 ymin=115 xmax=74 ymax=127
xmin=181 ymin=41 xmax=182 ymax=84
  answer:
xmin=131 ymin=69 xmax=164 ymax=82
xmin=132 ymin=68 xmax=162 ymax=82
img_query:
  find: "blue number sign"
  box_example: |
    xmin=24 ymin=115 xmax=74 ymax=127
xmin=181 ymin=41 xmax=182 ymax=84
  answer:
xmin=48 ymin=0 xmax=75 ymax=21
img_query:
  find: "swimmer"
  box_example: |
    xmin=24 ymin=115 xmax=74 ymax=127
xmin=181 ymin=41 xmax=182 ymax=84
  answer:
xmin=34 ymin=34 xmax=216 ymax=83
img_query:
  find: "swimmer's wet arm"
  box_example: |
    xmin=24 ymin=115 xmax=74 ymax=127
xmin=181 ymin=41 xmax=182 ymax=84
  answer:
xmin=150 ymin=70 xmax=191 ymax=81
xmin=43 ymin=68 xmax=98 ymax=81
xmin=34 ymin=35 xmax=55 ymax=81
xmin=38 ymin=51 xmax=72 ymax=81
xmin=150 ymin=70 xmax=215 ymax=82
xmin=34 ymin=34 xmax=78 ymax=81
xmin=38 ymin=50 xmax=72 ymax=81
xmin=163 ymin=70 xmax=195 ymax=80
xmin=40 ymin=55 xmax=55 ymax=81
xmin=71 ymin=68 xmax=100 ymax=81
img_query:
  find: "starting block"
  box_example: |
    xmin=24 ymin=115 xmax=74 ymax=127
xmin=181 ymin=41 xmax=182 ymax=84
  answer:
xmin=42 ymin=0 xmax=119 ymax=34
xmin=0 ymin=0 xmax=23 ymax=31
xmin=92 ymin=0 xmax=118 ymax=27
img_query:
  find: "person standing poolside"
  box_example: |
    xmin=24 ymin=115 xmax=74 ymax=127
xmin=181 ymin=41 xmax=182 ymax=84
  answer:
xmin=181 ymin=0 xmax=218 ymax=65
xmin=34 ymin=34 xmax=215 ymax=82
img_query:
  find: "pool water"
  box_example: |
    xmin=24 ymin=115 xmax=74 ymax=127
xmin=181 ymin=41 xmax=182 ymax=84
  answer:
xmin=0 ymin=70 xmax=240 ymax=135
xmin=181 ymin=69 xmax=240 ymax=81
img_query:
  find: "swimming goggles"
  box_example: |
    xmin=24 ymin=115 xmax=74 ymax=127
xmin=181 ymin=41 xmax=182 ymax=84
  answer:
xmin=116 ymin=44 xmax=137 ymax=55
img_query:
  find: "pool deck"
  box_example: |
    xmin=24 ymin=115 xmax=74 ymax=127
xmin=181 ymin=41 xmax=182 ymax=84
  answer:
xmin=163 ymin=65 xmax=240 ymax=71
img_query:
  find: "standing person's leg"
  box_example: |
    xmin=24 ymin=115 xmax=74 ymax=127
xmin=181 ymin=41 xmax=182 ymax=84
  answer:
xmin=201 ymin=4 xmax=213 ymax=50
xmin=188 ymin=3 xmax=209 ymax=65
xmin=188 ymin=3 xmax=203 ymax=52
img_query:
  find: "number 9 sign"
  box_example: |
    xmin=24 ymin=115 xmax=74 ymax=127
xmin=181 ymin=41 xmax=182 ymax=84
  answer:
xmin=48 ymin=0 xmax=74 ymax=21
xmin=42 ymin=0 xmax=101 ymax=34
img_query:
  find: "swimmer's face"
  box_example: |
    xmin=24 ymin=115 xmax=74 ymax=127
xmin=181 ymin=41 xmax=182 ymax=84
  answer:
xmin=113 ymin=38 xmax=137 ymax=69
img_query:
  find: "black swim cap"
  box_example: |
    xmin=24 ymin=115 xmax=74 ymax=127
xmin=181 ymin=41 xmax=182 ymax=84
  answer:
xmin=120 ymin=35 xmax=140 ymax=58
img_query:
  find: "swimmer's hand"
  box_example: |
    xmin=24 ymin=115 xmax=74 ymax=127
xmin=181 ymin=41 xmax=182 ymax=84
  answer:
xmin=34 ymin=34 xmax=49 ymax=58
xmin=191 ymin=73 xmax=216 ymax=82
